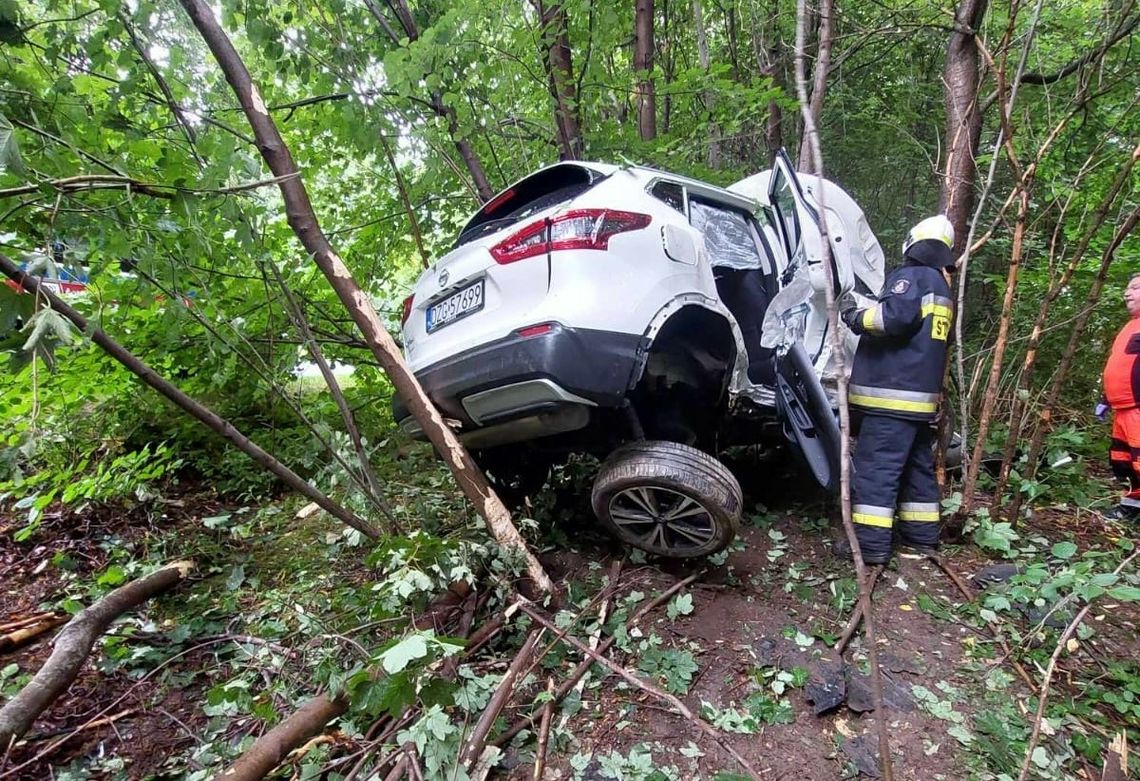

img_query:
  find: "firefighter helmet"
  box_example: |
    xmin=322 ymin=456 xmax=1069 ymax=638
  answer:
xmin=902 ymin=215 xmax=955 ymax=254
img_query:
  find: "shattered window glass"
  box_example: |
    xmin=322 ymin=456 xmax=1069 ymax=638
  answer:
xmin=689 ymin=200 xmax=763 ymax=271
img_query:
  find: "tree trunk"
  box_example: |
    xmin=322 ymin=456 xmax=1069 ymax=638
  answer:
xmin=210 ymin=695 xmax=347 ymax=781
xmin=0 ymin=256 xmax=381 ymax=541
xmin=0 ymin=562 xmax=194 ymax=748
xmin=993 ymin=143 xmax=1140 ymax=509
xmin=531 ymin=0 xmax=583 ymax=159
xmin=387 ymin=0 xmax=495 ymax=202
xmin=266 ymin=261 xmax=392 ymax=519
xmin=796 ymin=0 xmax=834 ymax=173
xmin=177 ymin=0 xmax=554 ymax=596
xmin=634 ymin=0 xmax=657 ymax=141
xmin=940 ymin=0 xmax=988 ymax=255
xmin=794 ymin=0 xmax=893 ymax=773
xmin=1008 ymin=203 xmax=1140 ymax=520
xmin=959 ymin=187 xmax=1029 ymax=517
xmin=692 ymin=0 xmax=721 ymax=168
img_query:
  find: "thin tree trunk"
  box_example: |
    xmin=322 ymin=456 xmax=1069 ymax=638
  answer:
xmin=940 ymin=0 xmax=988 ymax=255
xmin=0 ymin=562 xmax=193 ymax=748
xmin=634 ymin=0 xmax=657 ymax=141
xmin=532 ymin=0 xmax=583 ymax=159
xmin=959 ymin=187 xmax=1029 ymax=516
xmin=692 ymin=0 xmax=720 ymax=168
xmin=386 ymin=0 xmax=495 ymax=202
xmin=377 ymin=133 xmax=430 ymax=268
xmin=119 ymin=13 xmax=204 ymax=168
xmin=177 ymin=0 xmax=553 ymax=596
xmin=796 ymin=0 xmax=833 ymax=173
xmin=1010 ymin=204 xmax=1140 ymax=518
xmin=0 ymin=255 xmax=380 ymax=541
xmin=211 ymin=695 xmax=347 ymax=781
xmin=794 ymin=1 xmax=892 ymax=776
xmin=994 ymin=143 xmax=1140 ymax=508
xmin=266 ymin=261 xmax=392 ymax=518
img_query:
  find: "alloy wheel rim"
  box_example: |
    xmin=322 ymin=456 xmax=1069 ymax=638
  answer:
xmin=608 ymin=486 xmax=717 ymax=553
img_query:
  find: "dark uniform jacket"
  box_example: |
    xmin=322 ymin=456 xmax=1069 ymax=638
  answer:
xmin=846 ymin=241 xmax=953 ymax=421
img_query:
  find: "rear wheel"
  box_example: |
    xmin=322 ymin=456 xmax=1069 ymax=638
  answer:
xmin=591 ymin=441 xmax=742 ymax=558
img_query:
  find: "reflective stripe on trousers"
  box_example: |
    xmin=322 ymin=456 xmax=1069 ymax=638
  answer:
xmin=849 ymin=384 xmax=939 ymax=416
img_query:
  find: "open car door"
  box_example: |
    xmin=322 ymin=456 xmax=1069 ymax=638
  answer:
xmin=774 ymin=339 xmax=841 ymax=493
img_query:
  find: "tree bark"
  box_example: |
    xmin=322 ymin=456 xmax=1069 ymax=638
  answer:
xmin=0 ymin=562 xmax=194 ymax=748
xmin=794 ymin=1 xmax=892 ymax=775
xmin=210 ymin=695 xmax=347 ymax=781
xmin=532 ymin=0 xmax=583 ymax=159
xmin=959 ymin=186 xmax=1029 ymax=516
xmin=691 ymin=0 xmax=720 ymax=168
xmin=940 ymin=0 xmax=988 ymax=255
xmin=176 ymin=0 xmax=554 ymax=595
xmin=796 ymin=0 xmax=834 ymax=173
xmin=1009 ymin=203 xmax=1140 ymax=519
xmin=0 ymin=255 xmax=380 ymax=541
xmin=634 ymin=0 xmax=657 ymax=141
xmin=266 ymin=261 xmax=393 ymax=519
xmin=994 ymin=143 xmax=1140 ymax=509
xmin=384 ymin=0 xmax=495 ymax=202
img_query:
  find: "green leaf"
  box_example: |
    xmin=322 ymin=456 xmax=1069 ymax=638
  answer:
xmin=1051 ymin=541 xmax=1077 ymax=559
xmin=0 ymin=111 xmax=25 ymax=176
xmin=1107 ymin=585 xmax=1140 ymax=602
xmin=379 ymin=633 xmax=430 ymax=674
xmin=666 ymin=592 xmax=694 ymax=619
xmin=97 ymin=565 xmax=127 ymax=587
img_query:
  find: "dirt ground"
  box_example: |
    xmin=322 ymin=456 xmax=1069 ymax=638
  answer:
xmin=513 ymin=519 xmax=987 ymax=780
xmin=2 ymin=476 xmax=1138 ymax=780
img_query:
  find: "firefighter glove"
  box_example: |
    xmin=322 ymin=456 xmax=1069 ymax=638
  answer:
xmin=1095 ymin=401 xmax=1110 ymax=422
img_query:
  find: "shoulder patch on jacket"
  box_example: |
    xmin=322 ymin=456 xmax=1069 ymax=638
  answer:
xmin=891 ymin=279 xmax=911 ymax=295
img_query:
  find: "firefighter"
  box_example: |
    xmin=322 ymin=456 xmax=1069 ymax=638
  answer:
xmin=1099 ymin=273 xmax=1140 ymax=521
xmin=837 ymin=215 xmax=955 ymax=564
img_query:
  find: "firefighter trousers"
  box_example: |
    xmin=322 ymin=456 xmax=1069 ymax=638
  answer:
xmin=850 ymin=414 xmax=941 ymax=563
xmin=1109 ymin=407 xmax=1140 ymax=508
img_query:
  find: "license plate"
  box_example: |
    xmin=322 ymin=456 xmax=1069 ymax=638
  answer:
xmin=426 ymin=279 xmax=485 ymax=332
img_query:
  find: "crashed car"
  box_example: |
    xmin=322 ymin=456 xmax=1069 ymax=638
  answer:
xmin=393 ymin=150 xmax=887 ymax=558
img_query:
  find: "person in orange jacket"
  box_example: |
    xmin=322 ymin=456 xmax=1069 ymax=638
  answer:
xmin=1100 ymin=273 xmax=1140 ymax=521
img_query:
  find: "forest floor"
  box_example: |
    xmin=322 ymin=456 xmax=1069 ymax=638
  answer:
xmin=1 ymin=452 xmax=1139 ymax=780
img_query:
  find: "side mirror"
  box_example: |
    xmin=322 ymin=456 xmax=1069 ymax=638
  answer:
xmin=661 ymin=224 xmax=698 ymax=264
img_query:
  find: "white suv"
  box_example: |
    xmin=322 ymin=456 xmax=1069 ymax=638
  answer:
xmin=393 ymin=151 xmax=885 ymax=558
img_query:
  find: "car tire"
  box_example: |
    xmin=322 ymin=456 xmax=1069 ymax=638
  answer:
xmin=591 ymin=441 xmax=742 ymax=559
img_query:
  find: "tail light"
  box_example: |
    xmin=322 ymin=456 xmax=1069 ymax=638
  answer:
xmin=490 ymin=209 xmax=652 ymax=265
xmin=400 ymin=294 xmax=415 ymax=326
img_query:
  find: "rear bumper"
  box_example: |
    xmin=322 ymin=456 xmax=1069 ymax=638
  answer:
xmin=392 ymin=323 xmax=646 ymax=435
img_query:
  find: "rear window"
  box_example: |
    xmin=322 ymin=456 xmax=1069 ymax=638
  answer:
xmin=455 ymin=165 xmax=603 ymax=247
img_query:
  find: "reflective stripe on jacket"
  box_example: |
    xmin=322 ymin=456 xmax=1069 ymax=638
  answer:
xmin=846 ymin=261 xmax=952 ymax=422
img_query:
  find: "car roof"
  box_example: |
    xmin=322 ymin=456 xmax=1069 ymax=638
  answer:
xmin=534 ymin=160 xmax=761 ymax=213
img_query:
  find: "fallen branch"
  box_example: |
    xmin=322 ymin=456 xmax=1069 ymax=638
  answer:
xmin=833 ymin=566 xmax=883 ymax=654
xmin=1101 ymin=731 xmax=1129 ymax=781
xmin=211 ymin=695 xmax=347 ymax=781
xmin=0 ymin=613 xmax=64 ymax=634
xmin=0 ymin=616 xmax=69 ymax=654
xmin=461 ymin=629 xmax=543 ymax=769
xmin=177 ymin=0 xmax=553 ymax=596
xmin=929 ymin=555 xmax=976 ymax=601
xmin=494 ymin=570 xmax=704 ymax=746
xmin=532 ymin=678 xmax=555 ymax=781
xmin=0 ymin=254 xmax=381 ymax=543
xmin=17 ymin=709 xmax=135 ymax=744
xmin=0 ymin=561 xmax=194 ymax=749
xmin=517 ymin=601 xmax=765 ymax=780
xmin=1016 ymin=549 xmax=1140 ymax=781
